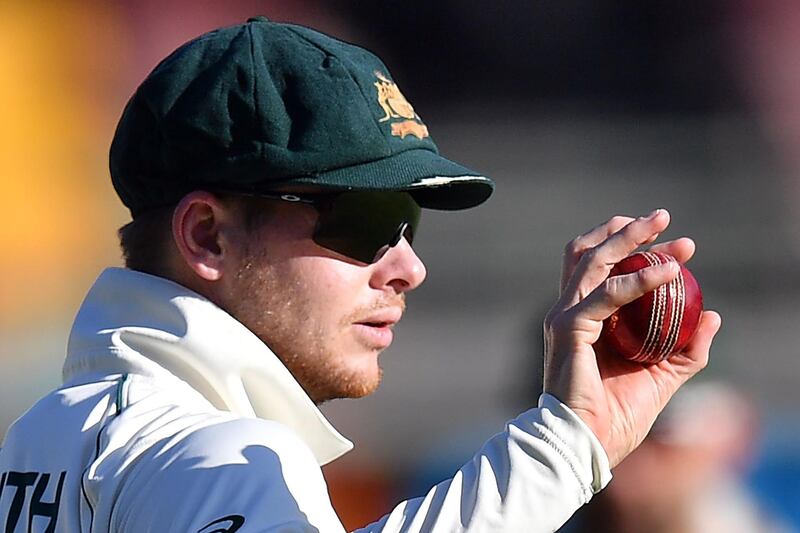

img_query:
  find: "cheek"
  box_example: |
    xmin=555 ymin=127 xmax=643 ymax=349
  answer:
xmin=281 ymin=256 xmax=367 ymax=329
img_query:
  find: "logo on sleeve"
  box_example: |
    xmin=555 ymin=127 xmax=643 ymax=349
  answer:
xmin=197 ymin=514 xmax=245 ymax=533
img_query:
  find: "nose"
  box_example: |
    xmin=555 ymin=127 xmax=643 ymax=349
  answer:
xmin=370 ymin=237 xmax=427 ymax=293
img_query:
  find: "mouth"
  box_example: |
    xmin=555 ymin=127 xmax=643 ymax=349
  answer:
xmin=357 ymin=318 xmax=397 ymax=329
xmin=352 ymin=308 xmax=402 ymax=348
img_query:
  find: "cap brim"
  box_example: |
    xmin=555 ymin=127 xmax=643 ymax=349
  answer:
xmin=289 ymin=148 xmax=494 ymax=210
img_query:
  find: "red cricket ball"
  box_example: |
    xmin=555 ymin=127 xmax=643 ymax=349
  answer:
xmin=602 ymin=252 xmax=703 ymax=364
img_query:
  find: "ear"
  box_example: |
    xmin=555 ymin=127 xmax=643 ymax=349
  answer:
xmin=172 ymin=191 xmax=236 ymax=281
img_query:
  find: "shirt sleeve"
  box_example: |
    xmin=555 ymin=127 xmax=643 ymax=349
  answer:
xmin=355 ymin=394 xmax=612 ymax=533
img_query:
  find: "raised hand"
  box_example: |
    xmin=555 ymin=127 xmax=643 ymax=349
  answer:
xmin=543 ymin=209 xmax=722 ymax=467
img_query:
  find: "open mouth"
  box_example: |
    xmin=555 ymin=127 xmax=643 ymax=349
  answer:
xmin=358 ymin=320 xmax=394 ymax=329
xmin=356 ymin=306 xmax=402 ymax=329
xmin=353 ymin=316 xmax=399 ymax=348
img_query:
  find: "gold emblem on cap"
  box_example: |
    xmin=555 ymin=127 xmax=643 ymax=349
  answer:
xmin=392 ymin=121 xmax=429 ymax=139
xmin=374 ymin=71 xmax=429 ymax=139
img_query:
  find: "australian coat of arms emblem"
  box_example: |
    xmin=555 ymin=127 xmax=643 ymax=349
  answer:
xmin=374 ymin=71 xmax=430 ymax=140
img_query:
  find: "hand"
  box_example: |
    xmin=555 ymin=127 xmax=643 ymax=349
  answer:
xmin=542 ymin=209 xmax=722 ymax=467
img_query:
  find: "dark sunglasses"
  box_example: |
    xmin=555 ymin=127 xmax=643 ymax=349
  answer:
xmin=234 ymin=190 xmax=422 ymax=264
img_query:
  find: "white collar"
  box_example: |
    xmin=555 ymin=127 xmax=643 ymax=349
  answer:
xmin=63 ymin=267 xmax=353 ymax=465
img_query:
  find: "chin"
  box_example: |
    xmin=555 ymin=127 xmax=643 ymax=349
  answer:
xmin=312 ymin=359 xmax=383 ymax=403
xmin=341 ymin=379 xmax=381 ymax=399
xmin=342 ymin=357 xmax=384 ymax=396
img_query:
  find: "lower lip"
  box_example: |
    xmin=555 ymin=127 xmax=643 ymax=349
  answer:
xmin=353 ymin=324 xmax=394 ymax=348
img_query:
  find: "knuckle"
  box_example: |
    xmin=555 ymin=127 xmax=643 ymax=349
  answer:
xmin=564 ymin=238 xmax=585 ymax=258
xmin=609 ymin=215 xmax=630 ymax=227
xmin=581 ymin=246 xmax=601 ymax=264
xmin=599 ymin=275 xmax=627 ymax=303
xmin=546 ymin=311 xmax=573 ymax=334
xmin=598 ymin=279 xmax=616 ymax=300
xmin=618 ymin=220 xmax=639 ymax=237
xmin=635 ymin=267 xmax=652 ymax=283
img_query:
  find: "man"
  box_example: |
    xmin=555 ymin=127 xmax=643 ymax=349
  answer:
xmin=0 ymin=17 xmax=720 ymax=532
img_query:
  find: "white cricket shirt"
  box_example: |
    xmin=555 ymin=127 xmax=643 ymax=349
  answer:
xmin=0 ymin=268 xmax=611 ymax=532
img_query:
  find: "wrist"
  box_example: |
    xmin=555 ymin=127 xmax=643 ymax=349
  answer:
xmin=537 ymin=393 xmax=613 ymax=493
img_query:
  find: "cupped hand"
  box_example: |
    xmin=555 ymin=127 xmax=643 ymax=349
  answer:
xmin=543 ymin=209 xmax=722 ymax=467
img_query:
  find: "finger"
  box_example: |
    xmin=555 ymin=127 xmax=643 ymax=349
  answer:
xmin=571 ymin=260 xmax=680 ymax=324
xmin=667 ymin=310 xmax=722 ymax=374
xmin=561 ymin=209 xmax=671 ymax=307
xmin=647 ymin=237 xmax=696 ymax=264
xmin=561 ymin=215 xmax=634 ymax=293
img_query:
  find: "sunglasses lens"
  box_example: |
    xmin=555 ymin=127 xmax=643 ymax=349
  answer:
xmin=312 ymin=192 xmax=421 ymax=263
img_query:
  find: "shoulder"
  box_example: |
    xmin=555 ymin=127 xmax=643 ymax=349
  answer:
xmin=119 ymin=414 xmax=323 ymax=490
xmin=113 ymin=417 xmax=343 ymax=532
xmin=111 ymin=374 xmax=322 ymax=471
xmin=173 ymin=416 xmax=318 ymax=466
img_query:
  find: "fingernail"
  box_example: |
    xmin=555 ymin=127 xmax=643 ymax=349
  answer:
xmin=647 ymin=208 xmax=664 ymax=220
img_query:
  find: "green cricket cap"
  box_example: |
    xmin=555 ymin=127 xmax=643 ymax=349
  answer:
xmin=110 ymin=16 xmax=494 ymax=217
